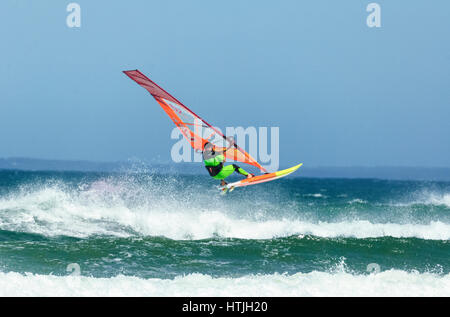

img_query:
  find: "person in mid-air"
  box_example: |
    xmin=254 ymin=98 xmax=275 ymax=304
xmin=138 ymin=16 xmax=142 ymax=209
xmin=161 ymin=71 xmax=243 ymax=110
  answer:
xmin=202 ymin=139 xmax=254 ymax=186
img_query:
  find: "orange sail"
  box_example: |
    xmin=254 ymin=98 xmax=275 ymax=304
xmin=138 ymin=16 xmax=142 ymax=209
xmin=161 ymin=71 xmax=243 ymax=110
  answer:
xmin=123 ymin=70 xmax=267 ymax=173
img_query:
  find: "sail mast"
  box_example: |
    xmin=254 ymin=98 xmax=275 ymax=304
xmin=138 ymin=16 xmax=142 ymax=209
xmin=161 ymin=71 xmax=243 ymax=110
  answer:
xmin=123 ymin=70 xmax=267 ymax=173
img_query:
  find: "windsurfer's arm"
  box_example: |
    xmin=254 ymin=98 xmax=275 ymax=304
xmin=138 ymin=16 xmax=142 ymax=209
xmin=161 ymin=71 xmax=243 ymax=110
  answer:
xmin=212 ymin=137 xmax=235 ymax=156
xmin=214 ymin=137 xmax=234 ymax=161
xmin=222 ymin=136 xmax=235 ymax=153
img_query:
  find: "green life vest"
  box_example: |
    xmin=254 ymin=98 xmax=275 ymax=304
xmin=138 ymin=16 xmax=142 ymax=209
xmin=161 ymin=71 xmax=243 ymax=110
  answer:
xmin=203 ymin=154 xmax=224 ymax=177
xmin=204 ymin=154 xmax=225 ymax=167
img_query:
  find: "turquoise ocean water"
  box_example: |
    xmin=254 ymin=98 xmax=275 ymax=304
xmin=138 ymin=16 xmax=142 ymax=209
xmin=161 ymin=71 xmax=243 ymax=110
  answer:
xmin=0 ymin=170 xmax=449 ymax=296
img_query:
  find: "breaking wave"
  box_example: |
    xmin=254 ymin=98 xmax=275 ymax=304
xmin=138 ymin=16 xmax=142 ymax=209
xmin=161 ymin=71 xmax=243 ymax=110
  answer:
xmin=1 ymin=269 xmax=448 ymax=296
xmin=0 ymin=179 xmax=449 ymax=240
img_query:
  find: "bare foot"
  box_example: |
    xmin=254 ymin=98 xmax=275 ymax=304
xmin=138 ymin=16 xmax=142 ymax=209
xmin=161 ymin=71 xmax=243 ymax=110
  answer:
xmin=246 ymin=173 xmax=255 ymax=179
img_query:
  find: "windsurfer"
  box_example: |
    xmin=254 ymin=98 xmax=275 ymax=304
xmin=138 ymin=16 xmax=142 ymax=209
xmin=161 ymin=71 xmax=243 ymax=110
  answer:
xmin=202 ymin=138 xmax=254 ymax=186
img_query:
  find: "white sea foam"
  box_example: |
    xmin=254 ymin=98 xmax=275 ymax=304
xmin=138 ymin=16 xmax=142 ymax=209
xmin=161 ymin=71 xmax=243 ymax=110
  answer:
xmin=422 ymin=193 xmax=450 ymax=208
xmin=1 ymin=184 xmax=449 ymax=240
xmin=304 ymin=193 xmax=325 ymax=198
xmin=348 ymin=198 xmax=368 ymax=204
xmin=0 ymin=181 xmax=450 ymax=240
xmin=392 ymin=191 xmax=450 ymax=208
xmin=0 ymin=270 xmax=448 ymax=297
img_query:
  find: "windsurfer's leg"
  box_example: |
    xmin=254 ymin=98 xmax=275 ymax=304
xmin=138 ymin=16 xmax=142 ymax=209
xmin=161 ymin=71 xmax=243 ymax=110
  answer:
xmin=232 ymin=164 xmax=254 ymax=178
xmin=213 ymin=165 xmax=235 ymax=181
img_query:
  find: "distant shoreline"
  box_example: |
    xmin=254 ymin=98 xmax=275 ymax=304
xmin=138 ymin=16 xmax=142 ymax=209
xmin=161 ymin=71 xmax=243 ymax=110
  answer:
xmin=1 ymin=157 xmax=450 ymax=181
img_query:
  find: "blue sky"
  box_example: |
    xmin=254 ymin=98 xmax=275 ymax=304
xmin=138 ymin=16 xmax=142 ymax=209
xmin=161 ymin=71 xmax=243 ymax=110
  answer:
xmin=0 ymin=0 xmax=449 ymax=167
